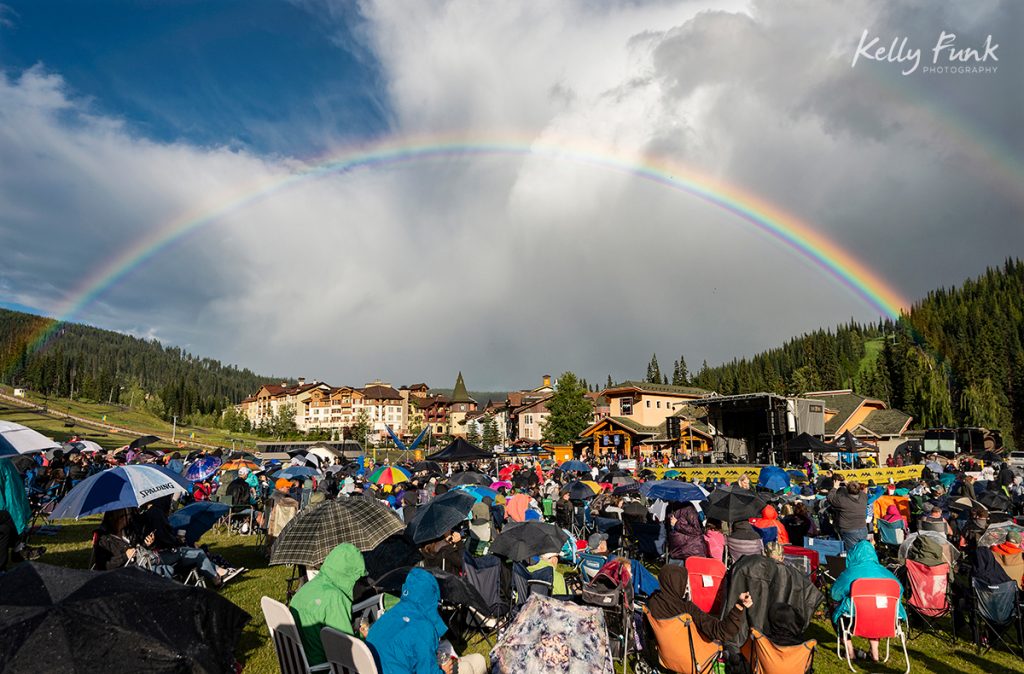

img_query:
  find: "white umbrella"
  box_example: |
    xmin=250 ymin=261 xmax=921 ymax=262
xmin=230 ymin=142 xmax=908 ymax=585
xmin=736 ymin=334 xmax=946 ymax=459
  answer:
xmin=0 ymin=421 xmax=60 ymax=457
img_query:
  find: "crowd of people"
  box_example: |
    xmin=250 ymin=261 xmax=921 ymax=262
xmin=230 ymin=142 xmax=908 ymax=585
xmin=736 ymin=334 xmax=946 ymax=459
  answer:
xmin=4 ymin=436 xmax=1024 ymax=673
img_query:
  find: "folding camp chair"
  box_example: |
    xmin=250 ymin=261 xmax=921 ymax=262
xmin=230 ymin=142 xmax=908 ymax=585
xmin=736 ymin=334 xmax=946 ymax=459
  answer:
xmin=741 ymin=627 xmax=816 ymax=674
xmin=803 ymin=537 xmax=844 ymax=561
xmin=593 ymin=515 xmax=623 ymax=552
xmin=836 ymin=578 xmax=909 ymax=674
xmin=684 ymin=557 xmax=726 ymax=614
xmin=320 ymin=626 xmax=380 ymax=674
xmin=511 ymin=562 xmax=552 ymax=612
xmin=570 ymin=504 xmax=591 ymax=540
xmin=625 ymin=521 xmax=664 ymax=562
xmin=971 ymin=578 xmax=1023 ymax=656
xmin=578 ymin=552 xmax=607 ymax=583
xmin=875 ymin=519 xmax=905 ymax=563
xmin=904 ymin=560 xmax=955 ymax=643
xmin=644 ymin=609 xmax=722 ymax=674
xmin=461 ymin=553 xmax=511 ymax=645
xmin=782 ymin=545 xmax=820 ymax=583
xmin=725 ymin=535 xmax=763 ymax=565
xmin=261 ymin=596 xmax=330 ymax=674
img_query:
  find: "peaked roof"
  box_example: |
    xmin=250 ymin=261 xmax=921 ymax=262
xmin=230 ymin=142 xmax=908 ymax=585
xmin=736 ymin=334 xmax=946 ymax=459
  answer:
xmin=859 ymin=408 xmax=913 ymax=437
xmin=360 ymin=384 xmax=402 ymax=400
xmin=451 ymin=372 xmax=474 ymax=404
xmin=603 ymin=380 xmax=709 ymax=397
xmin=426 ymin=437 xmax=494 ymax=462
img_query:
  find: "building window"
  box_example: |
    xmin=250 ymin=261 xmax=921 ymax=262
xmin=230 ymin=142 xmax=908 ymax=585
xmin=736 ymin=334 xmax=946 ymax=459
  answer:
xmin=620 ymin=398 xmax=632 ymax=416
xmin=646 ymin=400 xmax=651 ymax=408
xmin=656 ymin=401 xmax=661 ymax=409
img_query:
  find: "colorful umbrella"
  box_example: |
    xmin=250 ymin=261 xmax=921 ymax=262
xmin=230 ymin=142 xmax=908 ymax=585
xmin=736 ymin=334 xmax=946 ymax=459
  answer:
xmin=561 ymin=481 xmax=599 ymax=500
xmin=50 ymin=465 xmax=192 ymax=520
xmin=369 ymin=465 xmax=411 ymax=485
xmin=664 ymin=469 xmax=682 ymax=478
xmin=185 ymin=456 xmax=222 ymax=482
xmin=220 ymin=459 xmax=259 ymax=472
xmin=490 ymin=480 xmax=513 ymax=490
xmin=639 ymin=480 xmax=707 ymax=503
xmin=451 ymin=484 xmax=498 ymax=502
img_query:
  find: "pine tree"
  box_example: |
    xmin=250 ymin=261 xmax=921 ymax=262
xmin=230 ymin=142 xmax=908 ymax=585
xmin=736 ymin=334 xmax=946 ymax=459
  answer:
xmin=466 ymin=422 xmax=481 ymax=445
xmin=542 ymin=372 xmax=594 ymax=444
xmin=672 ymin=356 xmax=689 ymax=386
xmin=482 ymin=415 xmax=500 ymax=450
xmin=646 ymin=354 xmax=662 ymax=384
xmin=606 ymin=374 xmax=614 ymax=389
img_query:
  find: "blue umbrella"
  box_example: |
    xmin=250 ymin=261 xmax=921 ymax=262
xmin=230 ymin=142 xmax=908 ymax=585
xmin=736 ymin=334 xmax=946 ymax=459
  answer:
xmin=451 ymin=484 xmax=498 ymax=502
xmin=273 ymin=466 xmax=322 ymax=480
xmin=185 ymin=456 xmax=222 ymax=482
xmin=169 ymin=501 xmax=230 ymax=546
xmin=49 ymin=465 xmax=193 ymax=520
xmin=640 ymin=480 xmax=708 ymax=503
xmin=559 ymin=460 xmax=591 ymax=473
xmin=757 ymin=466 xmax=791 ymax=492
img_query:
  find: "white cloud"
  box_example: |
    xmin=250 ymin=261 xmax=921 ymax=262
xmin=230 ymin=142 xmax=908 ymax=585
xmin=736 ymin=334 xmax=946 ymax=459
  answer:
xmin=1 ymin=1 xmax=1020 ymax=389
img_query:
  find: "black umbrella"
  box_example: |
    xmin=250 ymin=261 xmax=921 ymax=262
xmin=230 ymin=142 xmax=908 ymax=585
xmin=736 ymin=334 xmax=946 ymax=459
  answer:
xmin=828 ymin=431 xmax=874 ymax=452
xmin=371 ymin=566 xmax=489 ymax=614
xmin=491 ymin=521 xmax=568 ymax=561
xmin=612 ymin=481 xmax=641 ymax=495
xmin=0 ymin=563 xmax=249 ymax=674
xmin=270 ymin=497 xmax=405 ymax=567
xmin=978 ymin=490 xmax=1012 ymax=512
xmin=412 ymin=460 xmax=443 ymax=475
xmin=128 ymin=434 xmax=161 ymax=451
xmin=560 ymin=481 xmax=598 ymax=500
xmin=702 ymin=487 xmax=767 ymax=523
xmin=361 ymin=535 xmax=422 ymax=581
xmin=781 ymin=432 xmax=833 ymax=453
xmin=786 ymin=470 xmax=809 ymax=484
xmin=448 ymin=471 xmax=491 ymax=486
xmin=512 ymin=470 xmax=538 ymax=489
xmin=406 ymin=490 xmax=477 ymax=544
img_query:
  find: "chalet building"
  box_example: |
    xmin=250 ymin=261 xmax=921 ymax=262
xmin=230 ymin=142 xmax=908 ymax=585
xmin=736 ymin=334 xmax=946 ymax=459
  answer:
xmin=806 ymin=389 xmax=913 ymax=461
xmin=600 ymin=380 xmax=710 ymax=428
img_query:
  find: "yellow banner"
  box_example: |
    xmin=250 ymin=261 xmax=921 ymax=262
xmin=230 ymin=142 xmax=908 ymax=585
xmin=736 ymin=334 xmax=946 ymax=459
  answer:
xmin=645 ymin=464 xmax=925 ymax=484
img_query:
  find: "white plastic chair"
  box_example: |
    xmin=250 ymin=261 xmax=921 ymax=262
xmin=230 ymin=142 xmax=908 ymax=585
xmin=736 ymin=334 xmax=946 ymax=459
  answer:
xmin=321 ymin=627 xmax=380 ymax=674
xmin=261 ymin=596 xmax=330 ymax=674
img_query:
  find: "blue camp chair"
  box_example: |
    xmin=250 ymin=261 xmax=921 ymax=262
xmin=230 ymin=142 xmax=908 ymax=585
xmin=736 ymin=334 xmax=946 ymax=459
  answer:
xmin=972 ymin=579 xmax=1023 ymax=655
xmin=578 ymin=552 xmax=608 ymax=583
xmin=804 ymin=537 xmax=845 ymax=560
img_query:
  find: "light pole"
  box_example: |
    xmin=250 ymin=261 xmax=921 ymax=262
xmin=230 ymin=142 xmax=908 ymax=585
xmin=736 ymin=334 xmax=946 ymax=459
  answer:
xmin=172 ymin=416 xmax=178 ymax=443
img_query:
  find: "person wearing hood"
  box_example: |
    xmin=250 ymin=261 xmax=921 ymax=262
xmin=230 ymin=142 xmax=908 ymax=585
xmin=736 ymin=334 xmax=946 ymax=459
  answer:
xmin=647 ymin=564 xmax=752 ymax=642
xmin=749 ymin=504 xmax=790 ymax=545
xmin=290 ymin=543 xmax=366 ymax=666
xmin=831 ymin=540 xmax=906 ymax=663
xmin=667 ymin=502 xmax=708 ymax=562
xmin=881 ymin=504 xmax=908 ymax=529
xmin=0 ymin=458 xmax=34 ymax=570
xmin=367 ymin=567 xmax=486 ymax=674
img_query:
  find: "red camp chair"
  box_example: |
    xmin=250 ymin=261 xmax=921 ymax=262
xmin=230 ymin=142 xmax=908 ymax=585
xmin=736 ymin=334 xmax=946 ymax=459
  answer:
xmin=685 ymin=557 xmax=726 ymax=614
xmin=905 ymin=560 xmax=955 ymax=643
xmin=836 ymin=578 xmax=909 ymax=674
xmin=782 ymin=545 xmax=820 ymax=583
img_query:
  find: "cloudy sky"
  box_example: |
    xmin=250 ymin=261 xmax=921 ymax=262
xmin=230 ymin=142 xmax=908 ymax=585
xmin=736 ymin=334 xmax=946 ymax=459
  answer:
xmin=0 ymin=0 xmax=1020 ymax=390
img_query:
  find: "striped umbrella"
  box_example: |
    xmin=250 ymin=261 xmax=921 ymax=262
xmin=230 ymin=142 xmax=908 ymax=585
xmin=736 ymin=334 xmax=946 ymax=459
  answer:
xmin=369 ymin=465 xmax=411 ymax=485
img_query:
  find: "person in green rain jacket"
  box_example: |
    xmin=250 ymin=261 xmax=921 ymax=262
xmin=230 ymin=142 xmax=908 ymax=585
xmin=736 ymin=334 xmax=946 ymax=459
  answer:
xmin=0 ymin=458 xmax=31 ymax=570
xmin=289 ymin=543 xmax=366 ymax=666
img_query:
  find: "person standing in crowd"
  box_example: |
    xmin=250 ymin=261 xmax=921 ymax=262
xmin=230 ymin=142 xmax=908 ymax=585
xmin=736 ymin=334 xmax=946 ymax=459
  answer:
xmin=827 ymin=480 xmax=869 ymax=551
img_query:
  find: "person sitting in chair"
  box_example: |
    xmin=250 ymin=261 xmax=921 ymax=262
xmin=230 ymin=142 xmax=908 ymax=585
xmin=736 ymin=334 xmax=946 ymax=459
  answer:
xmin=527 ymin=550 xmax=568 ymax=595
xmin=646 ymin=565 xmax=753 ymax=648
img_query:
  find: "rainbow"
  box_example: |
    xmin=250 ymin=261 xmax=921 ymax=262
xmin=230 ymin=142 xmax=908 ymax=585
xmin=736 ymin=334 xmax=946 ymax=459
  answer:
xmin=9 ymin=134 xmax=912 ymax=366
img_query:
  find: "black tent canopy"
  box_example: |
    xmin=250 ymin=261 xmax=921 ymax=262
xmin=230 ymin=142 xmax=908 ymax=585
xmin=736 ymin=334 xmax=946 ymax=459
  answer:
xmin=425 ymin=437 xmax=495 ymax=462
xmin=778 ymin=432 xmax=832 ymax=453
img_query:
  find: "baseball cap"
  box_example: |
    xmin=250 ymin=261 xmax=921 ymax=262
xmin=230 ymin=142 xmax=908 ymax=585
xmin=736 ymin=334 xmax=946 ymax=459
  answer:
xmin=588 ymin=532 xmax=609 ymax=549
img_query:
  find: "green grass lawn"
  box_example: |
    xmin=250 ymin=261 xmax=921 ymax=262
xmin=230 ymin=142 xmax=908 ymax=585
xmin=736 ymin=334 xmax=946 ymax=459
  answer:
xmin=24 ymin=517 xmax=1017 ymax=674
xmin=0 ymin=386 xmax=267 ymax=451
